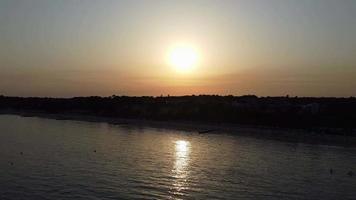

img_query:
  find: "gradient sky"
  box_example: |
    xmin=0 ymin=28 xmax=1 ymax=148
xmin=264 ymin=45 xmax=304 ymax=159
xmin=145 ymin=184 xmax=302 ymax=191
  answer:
xmin=1 ymin=0 xmax=356 ymax=97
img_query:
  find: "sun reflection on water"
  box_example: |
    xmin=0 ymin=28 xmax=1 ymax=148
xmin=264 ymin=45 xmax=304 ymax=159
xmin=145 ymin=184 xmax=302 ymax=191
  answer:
xmin=171 ymin=140 xmax=191 ymax=195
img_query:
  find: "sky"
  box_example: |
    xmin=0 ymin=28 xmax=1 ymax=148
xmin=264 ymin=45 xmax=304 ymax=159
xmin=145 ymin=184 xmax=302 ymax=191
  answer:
xmin=1 ymin=0 xmax=356 ymax=97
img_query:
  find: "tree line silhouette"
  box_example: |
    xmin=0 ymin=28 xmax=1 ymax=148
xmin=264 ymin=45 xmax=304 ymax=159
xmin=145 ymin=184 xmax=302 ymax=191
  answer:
xmin=0 ymin=95 xmax=355 ymax=135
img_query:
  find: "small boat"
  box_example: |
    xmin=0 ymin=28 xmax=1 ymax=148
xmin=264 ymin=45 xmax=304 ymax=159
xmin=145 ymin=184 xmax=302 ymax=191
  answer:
xmin=198 ymin=129 xmax=217 ymax=134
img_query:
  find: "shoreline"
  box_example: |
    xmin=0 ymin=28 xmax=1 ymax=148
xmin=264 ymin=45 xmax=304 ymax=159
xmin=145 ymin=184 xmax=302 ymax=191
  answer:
xmin=1 ymin=110 xmax=355 ymax=147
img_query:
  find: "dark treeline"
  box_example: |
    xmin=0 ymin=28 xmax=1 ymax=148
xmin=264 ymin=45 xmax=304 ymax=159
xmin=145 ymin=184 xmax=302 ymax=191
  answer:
xmin=1 ymin=95 xmax=356 ymax=135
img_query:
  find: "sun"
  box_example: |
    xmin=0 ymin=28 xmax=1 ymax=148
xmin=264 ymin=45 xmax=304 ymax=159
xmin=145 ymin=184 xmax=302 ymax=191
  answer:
xmin=168 ymin=45 xmax=198 ymax=72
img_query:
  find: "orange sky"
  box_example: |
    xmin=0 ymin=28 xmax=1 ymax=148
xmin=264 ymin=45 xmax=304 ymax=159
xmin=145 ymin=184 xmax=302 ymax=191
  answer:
xmin=1 ymin=0 xmax=356 ymax=97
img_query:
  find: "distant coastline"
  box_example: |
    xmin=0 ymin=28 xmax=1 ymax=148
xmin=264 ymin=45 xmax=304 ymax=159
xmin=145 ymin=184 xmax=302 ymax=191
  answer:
xmin=1 ymin=95 xmax=356 ymax=147
xmin=1 ymin=109 xmax=355 ymax=147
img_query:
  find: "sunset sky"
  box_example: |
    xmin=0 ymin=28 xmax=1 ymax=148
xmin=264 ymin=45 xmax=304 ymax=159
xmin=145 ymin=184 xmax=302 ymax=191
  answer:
xmin=1 ymin=0 xmax=356 ymax=97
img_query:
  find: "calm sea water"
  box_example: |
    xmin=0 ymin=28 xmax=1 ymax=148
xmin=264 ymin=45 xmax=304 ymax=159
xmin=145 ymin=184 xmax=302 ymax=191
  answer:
xmin=0 ymin=114 xmax=355 ymax=200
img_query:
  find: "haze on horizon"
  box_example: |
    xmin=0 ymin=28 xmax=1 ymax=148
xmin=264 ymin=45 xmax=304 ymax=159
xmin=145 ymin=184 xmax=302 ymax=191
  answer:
xmin=1 ymin=0 xmax=356 ymax=97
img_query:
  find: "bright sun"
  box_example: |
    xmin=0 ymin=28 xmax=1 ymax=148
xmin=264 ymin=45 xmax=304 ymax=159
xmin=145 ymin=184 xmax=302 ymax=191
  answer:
xmin=168 ymin=45 xmax=198 ymax=72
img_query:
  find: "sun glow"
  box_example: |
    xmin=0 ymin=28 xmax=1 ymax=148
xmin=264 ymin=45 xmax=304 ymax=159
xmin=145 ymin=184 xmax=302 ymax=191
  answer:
xmin=168 ymin=45 xmax=198 ymax=73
